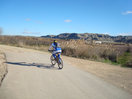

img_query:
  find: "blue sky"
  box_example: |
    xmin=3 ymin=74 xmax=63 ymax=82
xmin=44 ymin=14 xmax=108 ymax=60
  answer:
xmin=0 ymin=0 xmax=132 ymax=36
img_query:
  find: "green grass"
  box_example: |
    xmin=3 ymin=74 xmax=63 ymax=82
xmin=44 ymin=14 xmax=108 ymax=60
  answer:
xmin=103 ymin=59 xmax=119 ymax=65
xmin=117 ymin=52 xmax=132 ymax=67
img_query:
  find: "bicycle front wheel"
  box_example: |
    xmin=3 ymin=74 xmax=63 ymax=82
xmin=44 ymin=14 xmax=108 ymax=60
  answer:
xmin=50 ymin=55 xmax=56 ymax=65
xmin=57 ymin=58 xmax=63 ymax=69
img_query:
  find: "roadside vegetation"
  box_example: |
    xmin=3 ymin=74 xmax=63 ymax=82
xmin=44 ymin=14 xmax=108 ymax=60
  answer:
xmin=61 ymin=40 xmax=132 ymax=67
xmin=0 ymin=35 xmax=132 ymax=67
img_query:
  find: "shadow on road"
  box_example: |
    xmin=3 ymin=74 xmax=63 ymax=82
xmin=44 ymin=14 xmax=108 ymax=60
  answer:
xmin=6 ymin=62 xmax=59 ymax=70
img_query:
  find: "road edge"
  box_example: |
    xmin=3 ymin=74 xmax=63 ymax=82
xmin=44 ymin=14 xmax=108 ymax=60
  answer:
xmin=0 ymin=50 xmax=8 ymax=86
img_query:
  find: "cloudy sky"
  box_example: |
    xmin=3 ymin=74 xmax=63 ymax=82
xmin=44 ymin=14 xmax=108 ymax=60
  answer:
xmin=0 ymin=0 xmax=132 ymax=36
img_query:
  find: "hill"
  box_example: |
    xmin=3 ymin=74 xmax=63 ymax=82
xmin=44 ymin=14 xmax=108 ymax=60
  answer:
xmin=42 ymin=33 xmax=132 ymax=43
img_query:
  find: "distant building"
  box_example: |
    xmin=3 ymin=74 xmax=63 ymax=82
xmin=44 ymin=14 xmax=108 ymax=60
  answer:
xmin=102 ymin=41 xmax=114 ymax=44
xmin=94 ymin=41 xmax=102 ymax=44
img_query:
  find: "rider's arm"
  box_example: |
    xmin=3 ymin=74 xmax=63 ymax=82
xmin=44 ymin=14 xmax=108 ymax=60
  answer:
xmin=49 ymin=43 xmax=54 ymax=50
xmin=49 ymin=45 xmax=52 ymax=50
xmin=58 ymin=43 xmax=61 ymax=47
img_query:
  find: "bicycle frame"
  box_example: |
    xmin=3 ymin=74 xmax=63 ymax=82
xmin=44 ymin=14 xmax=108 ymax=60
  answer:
xmin=55 ymin=53 xmax=61 ymax=63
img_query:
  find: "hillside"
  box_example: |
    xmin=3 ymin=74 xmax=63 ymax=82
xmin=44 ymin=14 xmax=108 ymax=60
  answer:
xmin=42 ymin=33 xmax=132 ymax=43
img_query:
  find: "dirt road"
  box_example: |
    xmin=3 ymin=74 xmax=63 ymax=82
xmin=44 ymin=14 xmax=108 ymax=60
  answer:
xmin=0 ymin=45 xmax=132 ymax=99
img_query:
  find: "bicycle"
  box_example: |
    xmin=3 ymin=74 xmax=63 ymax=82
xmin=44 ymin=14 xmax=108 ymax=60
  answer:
xmin=48 ymin=50 xmax=63 ymax=69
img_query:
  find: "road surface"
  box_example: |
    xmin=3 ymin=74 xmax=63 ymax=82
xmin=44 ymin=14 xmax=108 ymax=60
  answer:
xmin=0 ymin=45 xmax=132 ymax=99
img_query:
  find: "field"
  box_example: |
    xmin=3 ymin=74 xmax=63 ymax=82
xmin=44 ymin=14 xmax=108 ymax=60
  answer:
xmin=0 ymin=35 xmax=132 ymax=67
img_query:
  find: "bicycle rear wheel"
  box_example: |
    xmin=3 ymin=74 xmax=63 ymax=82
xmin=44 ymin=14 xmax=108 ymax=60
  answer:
xmin=57 ymin=58 xmax=63 ymax=69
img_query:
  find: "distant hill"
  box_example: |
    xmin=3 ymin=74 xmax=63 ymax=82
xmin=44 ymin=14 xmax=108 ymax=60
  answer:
xmin=41 ymin=33 xmax=132 ymax=43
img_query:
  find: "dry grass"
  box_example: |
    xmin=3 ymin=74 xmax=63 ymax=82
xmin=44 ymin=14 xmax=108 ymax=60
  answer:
xmin=61 ymin=40 xmax=132 ymax=63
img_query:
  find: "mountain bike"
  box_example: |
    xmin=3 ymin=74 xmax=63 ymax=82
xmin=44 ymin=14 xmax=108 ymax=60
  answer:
xmin=48 ymin=50 xmax=63 ymax=69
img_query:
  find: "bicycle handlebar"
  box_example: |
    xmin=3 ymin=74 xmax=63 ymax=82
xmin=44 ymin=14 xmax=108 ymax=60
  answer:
xmin=48 ymin=50 xmax=54 ymax=52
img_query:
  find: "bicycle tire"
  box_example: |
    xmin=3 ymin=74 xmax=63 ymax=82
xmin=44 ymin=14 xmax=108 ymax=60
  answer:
xmin=57 ymin=58 xmax=63 ymax=69
xmin=50 ymin=55 xmax=56 ymax=65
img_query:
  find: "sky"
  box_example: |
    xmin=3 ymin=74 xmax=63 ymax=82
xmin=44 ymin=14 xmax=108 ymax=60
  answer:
xmin=0 ymin=0 xmax=132 ymax=36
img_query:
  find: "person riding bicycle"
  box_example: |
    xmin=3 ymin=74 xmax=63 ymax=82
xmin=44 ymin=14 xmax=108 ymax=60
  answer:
xmin=48 ymin=40 xmax=62 ymax=60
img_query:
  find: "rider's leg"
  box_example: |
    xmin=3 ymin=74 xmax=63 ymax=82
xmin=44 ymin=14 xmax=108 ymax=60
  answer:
xmin=53 ymin=54 xmax=56 ymax=59
xmin=58 ymin=53 xmax=61 ymax=58
xmin=52 ymin=51 xmax=56 ymax=59
xmin=58 ymin=53 xmax=61 ymax=62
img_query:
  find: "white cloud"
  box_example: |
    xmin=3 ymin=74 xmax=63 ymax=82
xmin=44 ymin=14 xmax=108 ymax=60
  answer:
xmin=118 ymin=32 xmax=132 ymax=36
xmin=25 ymin=18 xmax=43 ymax=24
xmin=23 ymin=30 xmax=40 ymax=34
xmin=122 ymin=11 xmax=132 ymax=15
xmin=103 ymin=32 xmax=110 ymax=35
xmin=25 ymin=18 xmax=31 ymax=21
xmin=64 ymin=19 xmax=72 ymax=23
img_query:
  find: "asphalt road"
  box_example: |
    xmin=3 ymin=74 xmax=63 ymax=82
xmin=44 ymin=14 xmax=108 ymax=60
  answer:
xmin=0 ymin=45 xmax=132 ymax=99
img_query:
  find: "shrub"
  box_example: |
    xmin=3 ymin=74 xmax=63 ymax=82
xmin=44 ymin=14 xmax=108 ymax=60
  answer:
xmin=117 ymin=52 xmax=132 ymax=67
xmin=62 ymin=47 xmax=76 ymax=57
xmin=108 ymin=53 xmax=117 ymax=62
xmin=99 ymin=49 xmax=117 ymax=62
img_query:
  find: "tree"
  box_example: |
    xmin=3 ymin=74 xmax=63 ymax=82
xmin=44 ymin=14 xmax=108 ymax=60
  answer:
xmin=0 ymin=27 xmax=3 ymax=35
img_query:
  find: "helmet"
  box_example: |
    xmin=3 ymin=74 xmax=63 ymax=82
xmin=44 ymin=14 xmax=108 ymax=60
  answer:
xmin=54 ymin=40 xmax=57 ymax=43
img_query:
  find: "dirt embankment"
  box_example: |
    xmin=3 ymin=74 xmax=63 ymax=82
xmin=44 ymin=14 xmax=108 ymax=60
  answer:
xmin=0 ymin=51 xmax=7 ymax=86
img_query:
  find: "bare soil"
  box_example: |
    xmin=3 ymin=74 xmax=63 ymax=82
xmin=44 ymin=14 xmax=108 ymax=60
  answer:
xmin=63 ymin=56 xmax=132 ymax=94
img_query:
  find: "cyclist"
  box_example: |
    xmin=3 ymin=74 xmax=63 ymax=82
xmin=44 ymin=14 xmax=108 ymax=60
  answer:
xmin=48 ymin=40 xmax=62 ymax=60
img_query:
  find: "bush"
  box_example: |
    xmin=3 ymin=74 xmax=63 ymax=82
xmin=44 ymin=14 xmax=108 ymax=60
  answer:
xmin=62 ymin=47 xmax=76 ymax=57
xmin=117 ymin=52 xmax=132 ymax=67
xmin=100 ymin=49 xmax=117 ymax=62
